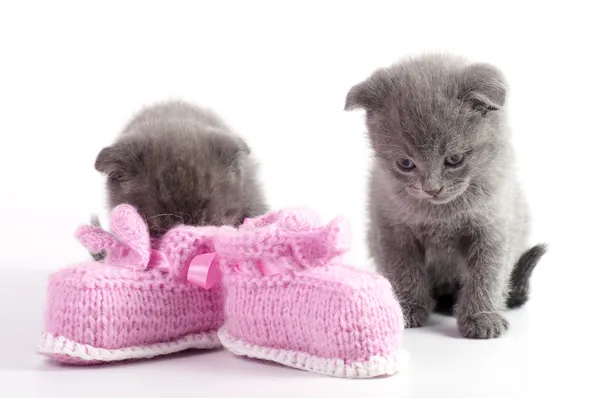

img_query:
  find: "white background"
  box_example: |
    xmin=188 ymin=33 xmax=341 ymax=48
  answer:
xmin=0 ymin=1 xmax=598 ymax=397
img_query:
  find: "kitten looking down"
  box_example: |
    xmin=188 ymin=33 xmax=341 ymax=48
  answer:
xmin=93 ymin=100 xmax=267 ymax=246
xmin=345 ymin=54 xmax=546 ymax=339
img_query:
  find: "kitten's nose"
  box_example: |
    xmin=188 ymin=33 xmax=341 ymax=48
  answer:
xmin=423 ymin=187 xmax=443 ymax=197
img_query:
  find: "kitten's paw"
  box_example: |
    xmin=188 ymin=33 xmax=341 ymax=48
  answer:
xmin=457 ymin=312 xmax=509 ymax=339
xmin=402 ymin=303 xmax=431 ymax=328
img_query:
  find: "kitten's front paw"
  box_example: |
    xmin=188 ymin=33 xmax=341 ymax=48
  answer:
xmin=457 ymin=312 xmax=509 ymax=339
xmin=402 ymin=303 xmax=431 ymax=328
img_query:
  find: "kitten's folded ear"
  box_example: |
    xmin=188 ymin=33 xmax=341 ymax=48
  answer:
xmin=344 ymin=71 xmax=390 ymax=112
xmin=210 ymin=134 xmax=252 ymax=181
xmin=459 ymin=63 xmax=507 ymax=112
xmin=213 ymin=136 xmax=253 ymax=184
xmin=344 ymin=82 xmax=370 ymax=111
xmin=233 ymin=136 xmax=251 ymax=156
xmin=95 ymin=145 xmax=130 ymax=181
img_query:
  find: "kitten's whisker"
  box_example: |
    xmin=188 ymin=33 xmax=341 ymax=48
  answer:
xmin=175 ymin=212 xmax=193 ymax=223
xmin=145 ymin=213 xmax=184 ymax=220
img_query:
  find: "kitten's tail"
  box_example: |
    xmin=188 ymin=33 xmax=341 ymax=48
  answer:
xmin=506 ymin=244 xmax=548 ymax=308
xmin=88 ymin=214 xmax=106 ymax=262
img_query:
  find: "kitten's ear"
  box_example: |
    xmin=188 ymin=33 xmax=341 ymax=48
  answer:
xmin=212 ymin=135 xmax=251 ymax=179
xmin=219 ymin=139 xmax=252 ymax=184
xmin=344 ymin=71 xmax=390 ymax=112
xmin=344 ymin=81 xmax=371 ymax=111
xmin=234 ymin=136 xmax=251 ymax=156
xmin=459 ymin=63 xmax=507 ymax=112
xmin=95 ymin=145 xmax=130 ymax=181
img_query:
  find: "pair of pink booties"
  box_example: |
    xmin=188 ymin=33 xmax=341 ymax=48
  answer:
xmin=36 ymin=204 xmax=408 ymax=378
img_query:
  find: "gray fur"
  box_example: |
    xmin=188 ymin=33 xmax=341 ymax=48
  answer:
xmin=94 ymin=100 xmax=268 ymax=242
xmin=345 ymin=53 xmax=545 ymax=339
xmin=89 ymin=215 xmax=106 ymax=261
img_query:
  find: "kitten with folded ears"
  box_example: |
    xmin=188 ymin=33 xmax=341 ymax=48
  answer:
xmin=91 ymin=100 xmax=268 ymax=258
xmin=345 ymin=53 xmax=546 ymax=339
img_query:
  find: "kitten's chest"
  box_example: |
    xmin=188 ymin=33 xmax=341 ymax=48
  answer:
xmin=413 ymin=225 xmax=467 ymax=280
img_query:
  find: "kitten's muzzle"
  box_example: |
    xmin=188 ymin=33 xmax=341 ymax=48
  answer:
xmin=423 ymin=186 xmax=444 ymax=198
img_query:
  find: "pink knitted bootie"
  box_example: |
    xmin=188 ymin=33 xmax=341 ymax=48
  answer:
xmin=210 ymin=209 xmax=409 ymax=378
xmin=36 ymin=204 xmax=225 ymax=364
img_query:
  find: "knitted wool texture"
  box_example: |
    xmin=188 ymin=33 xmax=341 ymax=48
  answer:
xmin=38 ymin=205 xmax=407 ymax=375
xmin=212 ymin=210 xmax=408 ymax=378
xmin=38 ymin=204 xmax=224 ymax=364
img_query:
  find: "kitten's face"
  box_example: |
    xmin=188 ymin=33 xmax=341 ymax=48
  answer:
xmin=105 ymin=166 xmax=247 ymax=235
xmin=96 ymin=133 xmax=258 ymax=237
xmin=345 ymin=56 xmax=508 ymax=205
xmin=389 ymin=149 xmax=473 ymax=205
xmin=368 ymin=105 xmax=494 ymax=205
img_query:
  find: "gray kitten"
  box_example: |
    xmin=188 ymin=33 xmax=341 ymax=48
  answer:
xmin=93 ymin=100 xmax=267 ymax=248
xmin=345 ymin=54 xmax=546 ymax=339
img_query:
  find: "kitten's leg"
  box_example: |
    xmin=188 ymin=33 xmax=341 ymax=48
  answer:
xmin=456 ymin=226 xmax=509 ymax=339
xmin=373 ymin=225 xmax=433 ymax=328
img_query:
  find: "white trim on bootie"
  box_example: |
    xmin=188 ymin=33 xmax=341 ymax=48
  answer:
xmin=218 ymin=328 xmax=409 ymax=378
xmin=37 ymin=331 xmax=222 ymax=363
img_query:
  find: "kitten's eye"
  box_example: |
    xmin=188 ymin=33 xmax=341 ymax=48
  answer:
xmin=444 ymin=154 xmax=464 ymax=167
xmin=397 ymin=158 xmax=416 ymax=171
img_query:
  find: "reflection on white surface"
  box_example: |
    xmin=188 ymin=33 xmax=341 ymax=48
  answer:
xmin=0 ymin=267 xmax=587 ymax=398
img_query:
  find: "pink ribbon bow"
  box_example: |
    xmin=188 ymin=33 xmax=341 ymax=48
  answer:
xmin=149 ymin=249 xmax=222 ymax=289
